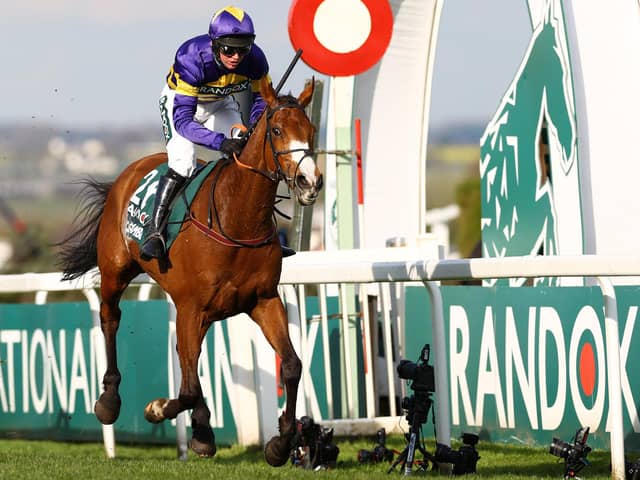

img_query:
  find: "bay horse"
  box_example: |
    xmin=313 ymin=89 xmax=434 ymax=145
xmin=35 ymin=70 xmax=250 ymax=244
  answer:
xmin=56 ymin=77 xmax=322 ymax=465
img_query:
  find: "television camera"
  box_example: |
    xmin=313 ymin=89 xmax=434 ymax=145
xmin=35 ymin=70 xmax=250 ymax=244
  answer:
xmin=290 ymin=416 xmax=339 ymax=470
xmin=388 ymin=344 xmax=436 ymax=475
xmin=358 ymin=428 xmax=395 ymax=464
xmin=434 ymin=433 xmax=480 ymax=475
xmin=549 ymin=426 xmax=592 ymax=479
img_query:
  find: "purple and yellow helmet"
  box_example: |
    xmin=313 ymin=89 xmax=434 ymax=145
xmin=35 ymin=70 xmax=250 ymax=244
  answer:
xmin=209 ymin=6 xmax=255 ymax=47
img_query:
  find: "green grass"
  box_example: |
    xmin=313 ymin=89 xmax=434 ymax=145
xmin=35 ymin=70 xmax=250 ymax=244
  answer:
xmin=0 ymin=437 xmax=616 ymax=479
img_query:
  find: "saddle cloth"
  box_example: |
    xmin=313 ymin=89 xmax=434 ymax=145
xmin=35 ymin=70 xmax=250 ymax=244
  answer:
xmin=124 ymin=160 xmax=218 ymax=250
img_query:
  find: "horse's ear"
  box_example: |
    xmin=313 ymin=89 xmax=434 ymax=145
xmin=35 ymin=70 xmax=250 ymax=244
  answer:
xmin=298 ymin=77 xmax=315 ymax=108
xmin=260 ymin=77 xmax=277 ymax=106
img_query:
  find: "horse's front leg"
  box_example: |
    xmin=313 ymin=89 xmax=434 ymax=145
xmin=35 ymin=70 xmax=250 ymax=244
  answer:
xmin=251 ymin=296 xmax=302 ymax=467
xmin=143 ymin=308 xmax=216 ymax=457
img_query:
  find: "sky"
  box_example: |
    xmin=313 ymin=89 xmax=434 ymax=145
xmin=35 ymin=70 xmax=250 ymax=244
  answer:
xmin=0 ymin=0 xmax=531 ymax=131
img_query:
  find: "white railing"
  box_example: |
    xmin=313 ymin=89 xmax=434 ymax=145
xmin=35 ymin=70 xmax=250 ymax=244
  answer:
xmin=282 ymin=252 xmax=637 ymax=480
xmin=1 ymin=250 xmax=638 ymax=480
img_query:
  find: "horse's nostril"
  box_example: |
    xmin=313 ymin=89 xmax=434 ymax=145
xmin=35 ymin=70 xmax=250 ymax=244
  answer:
xmin=317 ymin=174 xmax=324 ymax=191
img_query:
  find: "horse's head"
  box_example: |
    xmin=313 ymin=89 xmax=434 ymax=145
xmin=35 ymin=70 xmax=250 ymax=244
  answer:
xmin=259 ymin=77 xmax=323 ymax=206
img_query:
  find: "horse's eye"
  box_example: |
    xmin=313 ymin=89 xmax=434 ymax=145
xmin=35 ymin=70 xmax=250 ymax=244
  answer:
xmin=272 ymin=127 xmax=282 ymax=136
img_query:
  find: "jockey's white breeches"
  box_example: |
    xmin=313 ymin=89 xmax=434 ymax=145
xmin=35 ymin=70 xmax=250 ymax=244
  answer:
xmin=159 ymin=84 xmax=242 ymax=177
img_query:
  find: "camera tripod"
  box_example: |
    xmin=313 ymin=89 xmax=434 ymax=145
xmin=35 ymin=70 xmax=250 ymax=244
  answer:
xmin=387 ymin=430 xmax=437 ymax=475
xmin=388 ymin=390 xmax=436 ymax=475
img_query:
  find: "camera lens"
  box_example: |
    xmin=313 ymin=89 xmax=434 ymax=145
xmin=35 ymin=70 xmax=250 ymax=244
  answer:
xmin=397 ymin=360 xmax=417 ymax=380
xmin=435 ymin=443 xmax=459 ymax=464
xmin=549 ymin=438 xmax=570 ymax=459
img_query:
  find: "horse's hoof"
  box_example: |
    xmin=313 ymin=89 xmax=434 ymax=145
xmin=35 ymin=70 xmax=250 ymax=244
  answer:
xmin=190 ymin=424 xmax=216 ymax=457
xmin=190 ymin=438 xmax=217 ymax=458
xmin=264 ymin=436 xmax=291 ymax=467
xmin=144 ymin=398 xmax=169 ymax=423
xmin=94 ymin=392 xmax=121 ymax=425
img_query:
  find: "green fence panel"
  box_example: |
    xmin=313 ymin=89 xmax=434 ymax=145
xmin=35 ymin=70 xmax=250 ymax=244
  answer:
xmin=0 ymin=300 xmax=238 ymax=445
xmin=405 ymin=285 xmax=640 ymax=450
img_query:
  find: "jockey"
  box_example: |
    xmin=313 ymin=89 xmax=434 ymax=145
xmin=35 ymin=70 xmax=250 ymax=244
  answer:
xmin=142 ymin=5 xmax=294 ymax=261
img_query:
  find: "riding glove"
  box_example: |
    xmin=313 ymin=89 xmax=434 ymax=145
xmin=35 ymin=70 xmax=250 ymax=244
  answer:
xmin=220 ymin=138 xmax=246 ymax=157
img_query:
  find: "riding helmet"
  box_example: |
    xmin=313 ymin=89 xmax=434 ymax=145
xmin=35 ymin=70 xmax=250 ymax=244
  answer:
xmin=208 ymin=6 xmax=255 ymax=48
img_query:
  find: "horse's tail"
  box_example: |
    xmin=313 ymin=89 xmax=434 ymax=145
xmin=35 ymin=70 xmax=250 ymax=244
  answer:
xmin=56 ymin=178 xmax=112 ymax=281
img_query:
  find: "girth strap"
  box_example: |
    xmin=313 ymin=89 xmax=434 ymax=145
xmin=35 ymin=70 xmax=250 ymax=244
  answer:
xmin=189 ymin=212 xmax=276 ymax=248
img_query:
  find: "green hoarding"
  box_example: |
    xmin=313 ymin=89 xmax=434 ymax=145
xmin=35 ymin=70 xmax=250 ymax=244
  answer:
xmin=0 ymin=300 xmax=237 ymax=445
xmin=0 ymin=297 xmax=349 ymax=446
xmin=3 ymin=286 xmax=640 ymax=451
xmin=406 ymin=285 xmax=640 ymax=450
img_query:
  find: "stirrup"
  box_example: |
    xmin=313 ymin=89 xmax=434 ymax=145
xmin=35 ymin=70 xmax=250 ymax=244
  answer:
xmin=140 ymin=232 xmax=166 ymax=260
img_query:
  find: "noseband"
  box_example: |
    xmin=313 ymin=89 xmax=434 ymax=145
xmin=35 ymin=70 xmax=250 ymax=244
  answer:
xmin=265 ymin=101 xmax=315 ymax=186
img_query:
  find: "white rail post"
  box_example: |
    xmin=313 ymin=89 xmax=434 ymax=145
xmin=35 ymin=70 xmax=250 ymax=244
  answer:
xmin=339 ymin=283 xmax=356 ymax=417
xmin=359 ymin=284 xmax=376 ymax=418
xmin=318 ymin=285 xmax=334 ymax=419
xmin=165 ymin=295 xmax=188 ymax=460
xmin=425 ymin=281 xmax=451 ymax=447
xmin=82 ymin=287 xmax=116 ymax=459
xmin=379 ymin=283 xmax=397 ymax=417
xmin=597 ymin=277 xmax=625 ymax=480
xmin=297 ymin=284 xmax=312 ymax=416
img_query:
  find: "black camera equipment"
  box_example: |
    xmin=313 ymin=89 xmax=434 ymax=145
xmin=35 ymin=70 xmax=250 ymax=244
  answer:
xmin=549 ymin=426 xmax=592 ymax=479
xmin=290 ymin=415 xmax=340 ymax=470
xmin=388 ymin=344 xmax=437 ymax=475
xmin=434 ymin=433 xmax=480 ymax=475
xmin=358 ymin=428 xmax=395 ymax=464
xmin=625 ymin=458 xmax=640 ymax=480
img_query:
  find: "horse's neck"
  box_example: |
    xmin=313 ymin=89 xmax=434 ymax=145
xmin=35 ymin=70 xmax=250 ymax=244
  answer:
xmin=213 ymin=126 xmax=278 ymax=234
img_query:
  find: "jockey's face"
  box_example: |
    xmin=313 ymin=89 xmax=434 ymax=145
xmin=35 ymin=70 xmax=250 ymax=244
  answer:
xmin=217 ymin=44 xmax=250 ymax=70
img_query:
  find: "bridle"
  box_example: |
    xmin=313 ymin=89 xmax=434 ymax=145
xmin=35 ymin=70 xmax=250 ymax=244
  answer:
xmin=190 ymin=99 xmax=315 ymax=248
xmin=234 ymin=100 xmax=315 ymax=188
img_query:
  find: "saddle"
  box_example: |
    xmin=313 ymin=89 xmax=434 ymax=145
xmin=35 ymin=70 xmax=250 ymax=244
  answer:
xmin=125 ymin=160 xmax=219 ymax=250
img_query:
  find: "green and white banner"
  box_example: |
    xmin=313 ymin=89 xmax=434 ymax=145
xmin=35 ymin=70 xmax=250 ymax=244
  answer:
xmin=0 ymin=301 xmax=238 ymax=445
xmin=406 ymin=285 xmax=640 ymax=450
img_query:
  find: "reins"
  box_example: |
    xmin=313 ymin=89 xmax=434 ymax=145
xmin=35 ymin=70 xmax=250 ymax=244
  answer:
xmin=189 ymin=98 xmax=313 ymax=248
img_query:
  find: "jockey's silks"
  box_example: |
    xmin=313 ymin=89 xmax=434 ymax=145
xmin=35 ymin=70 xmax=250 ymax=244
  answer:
xmin=165 ymin=34 xmax=270 ymax=150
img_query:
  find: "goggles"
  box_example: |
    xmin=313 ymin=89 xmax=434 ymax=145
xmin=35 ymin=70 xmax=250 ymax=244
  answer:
xmin=218 ymin=44 xmax=252 ymax=57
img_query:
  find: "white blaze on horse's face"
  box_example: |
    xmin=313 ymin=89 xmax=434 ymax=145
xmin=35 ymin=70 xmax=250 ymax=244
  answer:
xmin=288 ymin=139 xmax=321 ymax=205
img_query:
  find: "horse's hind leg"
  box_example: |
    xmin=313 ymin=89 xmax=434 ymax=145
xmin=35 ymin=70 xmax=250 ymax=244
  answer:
xmin=143 ymin=307 xmax=216 ymax=457
xmin=251 ymin=296 xmax=302 ymax=467
xmin=94 ymin=269 xmax=135 ymax=424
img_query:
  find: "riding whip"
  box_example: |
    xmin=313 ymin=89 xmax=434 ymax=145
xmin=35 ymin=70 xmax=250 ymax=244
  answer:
xmin=274 ymin=48 xmax=303 ymax=95
xmin=242 ymin=48 xmax=304 ymax=141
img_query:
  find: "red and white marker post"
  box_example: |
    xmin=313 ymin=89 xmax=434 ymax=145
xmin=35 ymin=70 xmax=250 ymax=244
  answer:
xmin=288 ymin=0 xmax=394 ymax=418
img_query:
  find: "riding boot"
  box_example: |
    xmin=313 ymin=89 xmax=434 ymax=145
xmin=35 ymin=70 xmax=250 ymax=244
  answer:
xmin=140 ymin=168 xmax=186 ymax=261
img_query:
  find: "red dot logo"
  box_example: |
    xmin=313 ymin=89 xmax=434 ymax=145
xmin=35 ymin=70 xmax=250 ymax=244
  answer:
xmin=578 ymin=342 xmax=596 ymax=396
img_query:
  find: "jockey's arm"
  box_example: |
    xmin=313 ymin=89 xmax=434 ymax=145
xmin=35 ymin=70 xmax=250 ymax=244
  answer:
xmin=249 ymin=77 xmax=268 ymax=125
xmin=172 ymin=93 xmax=225 ymax=150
